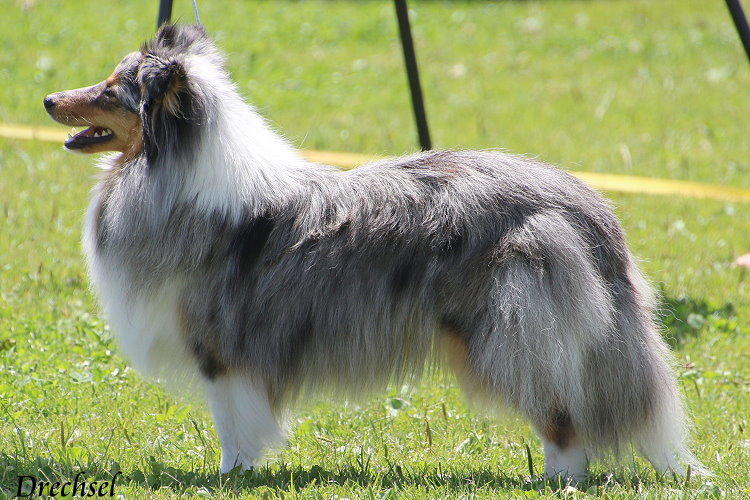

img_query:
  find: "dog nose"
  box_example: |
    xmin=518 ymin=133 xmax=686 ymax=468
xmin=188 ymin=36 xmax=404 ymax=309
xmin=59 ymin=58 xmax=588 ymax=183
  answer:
xmin=43 ymin=96 xmax=55 ymax=111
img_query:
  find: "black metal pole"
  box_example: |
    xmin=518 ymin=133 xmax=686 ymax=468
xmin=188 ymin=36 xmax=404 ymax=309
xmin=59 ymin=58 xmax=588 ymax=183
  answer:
xmin=725 ymin=0 xmax=750 ymax=66
xmin=394 ymin=0 xmax=432 ymax=151
xmin=157 ymin=0 xmax=173 ymax=27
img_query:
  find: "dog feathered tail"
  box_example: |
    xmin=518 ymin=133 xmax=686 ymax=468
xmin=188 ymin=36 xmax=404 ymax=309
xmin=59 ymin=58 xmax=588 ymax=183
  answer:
xmin=612 ymin=265 xmax=710 ymax=477
xmin=470 ymin=210 xmax=707 ymax=476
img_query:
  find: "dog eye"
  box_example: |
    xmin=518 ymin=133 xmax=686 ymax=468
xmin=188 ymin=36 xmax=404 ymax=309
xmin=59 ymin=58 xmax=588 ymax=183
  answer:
xmin=102 ymin=88 xmax=116 ymax=98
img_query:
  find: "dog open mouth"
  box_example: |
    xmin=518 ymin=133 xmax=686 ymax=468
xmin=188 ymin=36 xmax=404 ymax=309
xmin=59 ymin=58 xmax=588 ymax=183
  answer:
xmin=65 ymin=126 xmax=115 ymax=149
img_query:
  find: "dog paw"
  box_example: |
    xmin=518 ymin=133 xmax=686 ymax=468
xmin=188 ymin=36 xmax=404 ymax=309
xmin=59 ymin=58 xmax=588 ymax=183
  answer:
xmin=543 ymin=470 xmax=588 ymax=486
xmin=220 ymin=453 xmax=262 ymax=475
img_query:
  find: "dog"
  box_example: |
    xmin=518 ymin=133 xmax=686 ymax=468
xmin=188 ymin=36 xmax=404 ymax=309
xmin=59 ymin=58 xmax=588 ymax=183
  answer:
xmin=44 ymin=24 xmax=706 ymax=481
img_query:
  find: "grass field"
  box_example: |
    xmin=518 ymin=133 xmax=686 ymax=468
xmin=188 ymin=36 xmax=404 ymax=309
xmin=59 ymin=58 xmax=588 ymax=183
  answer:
xmin=1 ymin=0 xmax=749 ymax=498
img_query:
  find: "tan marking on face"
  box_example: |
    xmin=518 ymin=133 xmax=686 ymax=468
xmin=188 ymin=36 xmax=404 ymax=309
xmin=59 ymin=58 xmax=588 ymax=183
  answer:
xmin=45 ymin=81 xmax=142 ymax=155
xmin=105 ymin=74 xmax=120 ymax=86
xmin=120 ymin=117 xmax=143 ymax=161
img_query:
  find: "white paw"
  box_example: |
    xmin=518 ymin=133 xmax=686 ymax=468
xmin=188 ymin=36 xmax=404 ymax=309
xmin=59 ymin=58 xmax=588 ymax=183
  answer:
xmin=542 ymin=439 xmax=588 ymax=484
xmin=220 ymin=452 xmax=260 ymax=474
xmin=544 ymin=469 xmax=588 ymax=485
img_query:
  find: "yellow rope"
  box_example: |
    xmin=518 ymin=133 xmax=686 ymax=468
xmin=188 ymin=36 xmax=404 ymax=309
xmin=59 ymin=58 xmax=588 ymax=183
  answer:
xmin=4 ymin=122 xmax=749 ymax=203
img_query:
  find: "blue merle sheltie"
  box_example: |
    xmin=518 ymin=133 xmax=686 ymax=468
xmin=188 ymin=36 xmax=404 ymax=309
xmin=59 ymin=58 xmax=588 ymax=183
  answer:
xmin=43 ymin=24 xmax=706 ymax=481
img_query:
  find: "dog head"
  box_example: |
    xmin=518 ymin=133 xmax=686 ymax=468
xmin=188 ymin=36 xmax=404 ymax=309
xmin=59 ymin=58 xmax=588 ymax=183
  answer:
xmin=44 ymin=24 xmax=212 ymax=161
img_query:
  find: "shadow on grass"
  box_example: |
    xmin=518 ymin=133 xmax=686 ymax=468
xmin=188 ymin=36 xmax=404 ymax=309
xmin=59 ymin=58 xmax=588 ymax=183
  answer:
xmin=0 ymin=456 xmax=518 ymax=496
xmin=1 ymin=454 xmax=692 ymax=496
xmin=659 ymin=293 xmax=739 ymax=349
xmin=138 ymin=463 xmax=527 ymax=494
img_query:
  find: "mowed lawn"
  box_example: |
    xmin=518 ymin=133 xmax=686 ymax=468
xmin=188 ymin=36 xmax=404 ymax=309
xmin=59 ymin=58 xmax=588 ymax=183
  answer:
xmin=1 ymin=0 xmax=749 ymax=498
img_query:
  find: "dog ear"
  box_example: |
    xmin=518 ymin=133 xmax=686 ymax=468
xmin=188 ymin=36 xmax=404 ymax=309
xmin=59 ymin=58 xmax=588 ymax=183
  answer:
xmin=139 ymin=54 xmax=202 ymax=163
xmin=140 ymin=54 xmax=187 ymax=117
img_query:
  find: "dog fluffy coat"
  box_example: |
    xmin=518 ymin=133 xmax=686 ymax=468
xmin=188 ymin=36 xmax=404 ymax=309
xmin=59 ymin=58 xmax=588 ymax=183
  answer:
xmin=44 ymin=25 xmax=704 ymax=480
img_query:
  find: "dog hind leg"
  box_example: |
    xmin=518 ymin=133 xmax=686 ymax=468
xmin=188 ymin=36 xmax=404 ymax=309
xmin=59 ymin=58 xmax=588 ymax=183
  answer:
xmin=441 ymin=329 xmax=590 ymax=482
xmin=538 ymin=411 xmax=588 ymax=483
xmin=204 ymin=375 xmax=284 ymax=473
xmin=451 ymin=212 xmax=618 ymax=480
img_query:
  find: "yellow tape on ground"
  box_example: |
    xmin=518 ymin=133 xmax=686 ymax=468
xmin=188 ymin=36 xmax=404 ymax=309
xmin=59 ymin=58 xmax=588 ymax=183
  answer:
xmin=303 ymin=149 xmax=380 ymax=168
xmin=574 ymin=171 xmax=750 ymax=203
xmin=3 ymin=122 xmax=749 ymax=203
xmin=0 ymin=123 xmax=69 ymax=143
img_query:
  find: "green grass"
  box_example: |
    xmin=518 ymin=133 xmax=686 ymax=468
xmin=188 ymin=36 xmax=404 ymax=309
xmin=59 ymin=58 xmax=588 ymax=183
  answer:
xmin=1 ymin=0 xmax=749 ymax=498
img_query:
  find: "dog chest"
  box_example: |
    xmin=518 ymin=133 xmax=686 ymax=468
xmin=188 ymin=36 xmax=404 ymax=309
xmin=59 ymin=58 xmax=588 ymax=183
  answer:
xmin=85 ymin=253 xmax=196 ymax=381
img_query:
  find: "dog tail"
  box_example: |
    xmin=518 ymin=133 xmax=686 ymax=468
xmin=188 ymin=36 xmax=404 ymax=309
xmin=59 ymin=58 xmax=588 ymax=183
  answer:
xmin=469 ymin=210 xmax=707 ymax=476
xmin=598 ymin=265 xmax=710 ymax=477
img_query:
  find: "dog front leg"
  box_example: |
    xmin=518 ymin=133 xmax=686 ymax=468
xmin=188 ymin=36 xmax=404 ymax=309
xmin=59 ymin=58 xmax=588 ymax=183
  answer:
xmin=204 ymin=375 xmax=283 ymax=473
